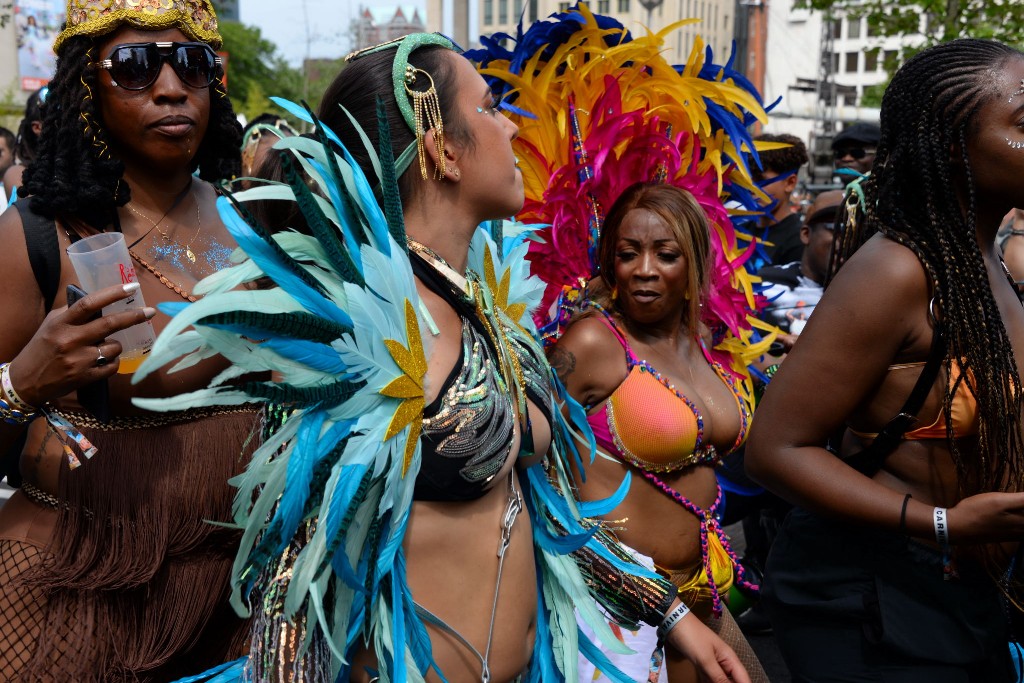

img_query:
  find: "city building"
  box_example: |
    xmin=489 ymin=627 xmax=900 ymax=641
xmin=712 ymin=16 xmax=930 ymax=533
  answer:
xmin=750 ymin=0 xmax=924 ymax=182
xmin=353 ymin=5 xmax=427 ymax=51
xmin=425 ymin=0 xmax=735 ymax=63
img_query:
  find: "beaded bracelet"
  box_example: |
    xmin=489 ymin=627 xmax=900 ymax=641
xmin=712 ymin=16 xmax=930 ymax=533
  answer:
xmin=0 ymin=395 xmax=38 ymax=425
xmin=656 ymin=601 xmax=691 ymax=644
xmin=0 ymin=362 xmax=36 ymax=414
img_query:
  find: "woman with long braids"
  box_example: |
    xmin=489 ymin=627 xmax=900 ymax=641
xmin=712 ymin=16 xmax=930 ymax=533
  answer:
xmin=0 ymin=0 xmax=254 ymax=679
xmin=746 ymin=39 xmax=1024 ymax=679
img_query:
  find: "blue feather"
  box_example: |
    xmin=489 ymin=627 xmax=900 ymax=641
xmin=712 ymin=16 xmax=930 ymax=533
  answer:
xmin=170 ymin=658 xmax=246 ymax=683
xmin=270 ymin=97 xmax=343 ymax=149
xmin=218 ymin=197 xmax=353 ymax=328
xmin=306 ymin=158 xmax=365 ymax=273
xmin=390 ymin=569 xmax=407 ymax=683
xmin=576 ymin=628 xmax=635 ymax=683
xmin=577 ymin=471 xmax=630 ymax=518
xmin=261 ymin=338 xmax=350 ymax=374
xmin=532 ymin=523 xmax=598 ymax=554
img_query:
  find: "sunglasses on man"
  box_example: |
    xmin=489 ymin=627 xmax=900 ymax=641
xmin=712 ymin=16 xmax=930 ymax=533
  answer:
xmin=833 ymin=146 xmax=876 ymax=161
xmin=92 ymin=42 xmax=222 ymax=91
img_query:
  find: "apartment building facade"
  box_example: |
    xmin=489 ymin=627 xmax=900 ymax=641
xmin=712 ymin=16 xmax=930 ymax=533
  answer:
xmin=425 ymin=0 xmax=736 ymax=64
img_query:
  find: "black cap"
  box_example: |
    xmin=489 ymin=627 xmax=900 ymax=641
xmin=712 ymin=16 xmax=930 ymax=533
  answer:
xmin=831 ymin=122 xmax=880 ymax=149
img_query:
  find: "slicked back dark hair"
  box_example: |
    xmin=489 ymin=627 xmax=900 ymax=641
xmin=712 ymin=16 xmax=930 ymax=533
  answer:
xmin=830 ymin=38 xmax=1024 ymax=500
xmin=22 ymin=34 xmax=241 ymax=222
xmin=316 ymin=45 xmax=473 ymax=205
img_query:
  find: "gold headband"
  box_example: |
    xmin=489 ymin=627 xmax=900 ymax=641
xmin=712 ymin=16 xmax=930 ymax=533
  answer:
xmin=54 ymin=0 xmax=222 ymax=53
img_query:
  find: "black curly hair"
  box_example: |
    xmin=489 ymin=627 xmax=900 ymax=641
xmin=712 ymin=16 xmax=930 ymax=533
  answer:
xmin=830 ymin=38 xmax=1024 ymax=500
xmin=752 ymin=132 xmax=808 ymax=179
xmin=15 ymin=87 xmax=45 ymax=164
xmin=22 ymin=34 xmax=241 ymax=222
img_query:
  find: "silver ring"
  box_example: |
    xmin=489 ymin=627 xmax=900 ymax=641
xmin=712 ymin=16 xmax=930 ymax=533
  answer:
xmin=96 ymin=346 xmax=110 ymax=367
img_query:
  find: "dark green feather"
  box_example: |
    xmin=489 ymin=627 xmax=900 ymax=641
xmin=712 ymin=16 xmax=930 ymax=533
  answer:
xmin=199 ymin=310 xmax=352 ymax=344
xmin=376 ymin=96 xmax=408 ymax=252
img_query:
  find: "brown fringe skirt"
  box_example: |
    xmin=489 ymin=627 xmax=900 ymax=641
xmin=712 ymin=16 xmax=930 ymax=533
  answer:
xmin=0 ymin=408 xmax=261 ymax=682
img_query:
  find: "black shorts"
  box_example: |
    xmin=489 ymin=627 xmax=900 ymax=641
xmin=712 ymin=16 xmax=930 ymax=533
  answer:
xmin=763 ymin=508 xmax=1014 ymax=683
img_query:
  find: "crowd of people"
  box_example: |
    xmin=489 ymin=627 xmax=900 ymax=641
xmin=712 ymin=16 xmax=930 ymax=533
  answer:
xmin=0 ymin=0 xmax=1023 ymax=682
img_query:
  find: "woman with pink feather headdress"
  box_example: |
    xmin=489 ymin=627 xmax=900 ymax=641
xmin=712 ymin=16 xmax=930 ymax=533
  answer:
xmin=469 ymin=4 xmax=777 ymax=681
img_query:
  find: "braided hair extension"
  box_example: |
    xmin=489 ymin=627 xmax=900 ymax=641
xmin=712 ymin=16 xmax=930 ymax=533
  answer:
xmin=193 ymin=79 xmax=242 ymax=185
xmin=22 ymin=37 xmax=123 ymax=220
xmin=834 ymin=39 xmax=1024 ymax=500
xmin=22 ymin=35 xmax=241 ymax=221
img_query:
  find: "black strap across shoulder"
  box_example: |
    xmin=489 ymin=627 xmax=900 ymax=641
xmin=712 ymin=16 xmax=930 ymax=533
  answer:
xmin=13 ymin=199 xmax=62 ymax=313
xmin=845 ymin=319 xmax=946 ymax=476
xmin=5 ymin=201 xmax=63 ymax=488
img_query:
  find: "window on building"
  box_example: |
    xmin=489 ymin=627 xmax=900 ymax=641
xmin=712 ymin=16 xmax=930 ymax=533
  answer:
xmin=845 ymin=51 xmax=859 ymax=73
xmin=847 ymin=17 xmax=860 ymax=39
xmin=618 ymin=0 xmax=630 ymax=11
xmin=484 ymin=0 xmax=493 ymax=24
xmin=831 ymin=19 xmax=841 ymax=39
xmin=529 ymin=0 xmax=538 ymax=21
xmin=499 ymin=0 xmax=508 ymax=23
xmin=598 ymin=0 xmax=610 ymax=12
xmin=558 ymin=1 xmax=570 ymax=11
xmin=884 ymin=49 xmax=899 ymax=69
xmin=831 ymin=52 xmax=840 ymax=73
xmin=513 ymin=0 xmax=523 ymax=20
xmin=866 ymin=20 xmax=879 ymax=37
xmin=864 ymin=49 xmax=878 ymax=71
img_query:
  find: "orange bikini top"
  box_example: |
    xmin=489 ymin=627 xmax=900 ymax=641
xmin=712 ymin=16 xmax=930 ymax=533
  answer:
xmin=586 ymin=312 xmax=753 ymax=473
xmin=851 ymin=359 xmax=979 ymax=441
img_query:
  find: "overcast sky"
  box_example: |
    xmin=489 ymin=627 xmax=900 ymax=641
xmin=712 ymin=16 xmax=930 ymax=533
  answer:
xmin=241 ymin=0 xmax=427 ymax=67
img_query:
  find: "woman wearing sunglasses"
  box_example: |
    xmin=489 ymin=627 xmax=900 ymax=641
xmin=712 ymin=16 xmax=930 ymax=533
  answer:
xmin=0 ymin=0 xmax=252 ymax=680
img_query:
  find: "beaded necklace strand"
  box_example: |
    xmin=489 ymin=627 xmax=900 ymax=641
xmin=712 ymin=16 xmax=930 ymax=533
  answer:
xmin=638 ymin=473 xmax=760 ymax=616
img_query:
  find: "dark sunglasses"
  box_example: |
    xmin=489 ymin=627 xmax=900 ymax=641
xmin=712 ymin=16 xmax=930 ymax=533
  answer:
xmin=93 ymin=42 xmax=222 ymax=91
xmin=833 ymin=146 xmax=876 ymax=161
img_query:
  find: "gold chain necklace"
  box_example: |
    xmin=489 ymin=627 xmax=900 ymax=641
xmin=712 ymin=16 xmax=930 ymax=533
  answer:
xmin=125 ymin=189 xmax=202 ymax=263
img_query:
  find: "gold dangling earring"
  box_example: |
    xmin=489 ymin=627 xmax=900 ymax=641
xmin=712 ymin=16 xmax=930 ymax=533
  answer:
xmin=611 ymin=285 xmax=619 ymax=301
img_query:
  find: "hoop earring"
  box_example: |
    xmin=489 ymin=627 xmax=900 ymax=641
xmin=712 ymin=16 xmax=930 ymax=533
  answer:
xmin=404 ymin=65 xmax=446 ymax=180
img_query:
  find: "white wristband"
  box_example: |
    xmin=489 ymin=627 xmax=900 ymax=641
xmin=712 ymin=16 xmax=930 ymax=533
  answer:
xmin=933 ymin=506 xmax=949 ymax=546
xmin=1 ymin=363 xmax=36 ymax=413
xmin=656 ymin=601 xmax=691 ymax=643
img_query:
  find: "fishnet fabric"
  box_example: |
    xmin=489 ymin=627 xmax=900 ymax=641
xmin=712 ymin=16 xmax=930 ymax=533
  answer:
xmin=707 ymin=607 xmax=769 ymax=683
xmin=0 ymin=538 xmax=98 ymax=681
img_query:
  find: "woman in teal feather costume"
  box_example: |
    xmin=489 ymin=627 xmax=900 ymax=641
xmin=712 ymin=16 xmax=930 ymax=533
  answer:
xmin=140 ymin=34 xmax=752 ymax=683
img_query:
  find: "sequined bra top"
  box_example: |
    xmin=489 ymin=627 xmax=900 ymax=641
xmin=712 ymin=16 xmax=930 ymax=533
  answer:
xmin=410 ymin=254 xmax=553 ymax=502
xmin=586 ymin=310 xmax=751 ymax=473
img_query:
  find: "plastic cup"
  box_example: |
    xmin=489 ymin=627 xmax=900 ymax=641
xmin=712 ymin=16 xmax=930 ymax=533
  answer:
xmin=67 ymin=233 xmax=156 ymax=374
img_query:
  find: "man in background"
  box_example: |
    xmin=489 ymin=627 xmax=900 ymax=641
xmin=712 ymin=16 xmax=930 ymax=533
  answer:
xmin=832 ymin=121 xmax=880 ymax=184
xmin=753 ymin=133 xmax=809 ymax=266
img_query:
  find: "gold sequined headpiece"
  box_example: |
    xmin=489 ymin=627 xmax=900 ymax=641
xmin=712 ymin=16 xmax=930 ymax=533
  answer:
xmin=54 ymin=0 xmax=222 ymax=53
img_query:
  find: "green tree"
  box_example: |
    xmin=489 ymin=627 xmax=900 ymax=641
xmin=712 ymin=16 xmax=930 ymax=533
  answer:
xmin=800 ymin=0 xmax=1024 ymax=52
xmin=218 ymin=20 xmax=304 ymax=122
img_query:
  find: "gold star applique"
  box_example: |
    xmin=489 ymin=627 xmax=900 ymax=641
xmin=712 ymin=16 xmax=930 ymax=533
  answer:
xmin=482 ymin=244 xmax=527 ymax=325
xmin=380 ymin=299 xmax=427 ymax=476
